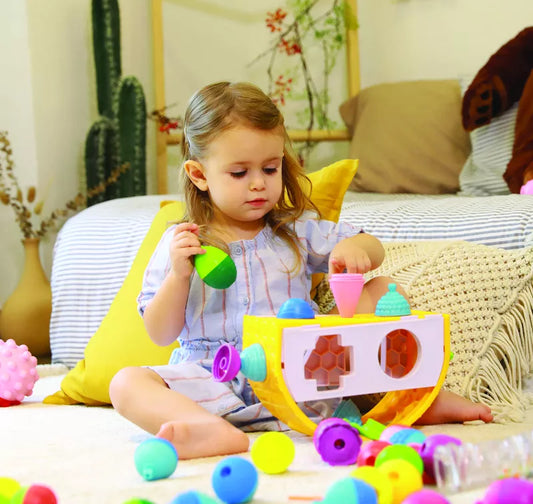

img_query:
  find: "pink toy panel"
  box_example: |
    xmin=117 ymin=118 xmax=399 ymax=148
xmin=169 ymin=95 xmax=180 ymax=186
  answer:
xmin=281 ymin=314 xmax=445 ymax=402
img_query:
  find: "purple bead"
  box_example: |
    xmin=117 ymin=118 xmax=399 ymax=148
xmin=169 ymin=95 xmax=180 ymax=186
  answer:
xmin=212 ymin=344 xmax=241 ymax=382
xmin=313 ymin=418 xmax=362 ymax=466
xmin=481 ymin=478 xmax=533 ymax=504
xmin=419 ymin=434 xmax=462 ymax=482
xmin=402 ymin=489 xmax=450 ymax=503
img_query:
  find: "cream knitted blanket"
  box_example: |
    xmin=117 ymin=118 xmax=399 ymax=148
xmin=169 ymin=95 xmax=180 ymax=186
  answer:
xmin=315 ymin=240 xmax=533 ymax=422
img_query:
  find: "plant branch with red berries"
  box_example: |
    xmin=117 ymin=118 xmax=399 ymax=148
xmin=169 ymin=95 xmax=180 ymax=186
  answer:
xmin=251 ymin=0 xmax=357 ymax=133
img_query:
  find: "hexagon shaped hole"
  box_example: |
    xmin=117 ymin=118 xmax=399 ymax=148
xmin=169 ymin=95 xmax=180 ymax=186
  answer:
xmin=377 ymin=329 xmax=419 ymax=378
xmin=304 ymin=334 xmax=351 ymax=390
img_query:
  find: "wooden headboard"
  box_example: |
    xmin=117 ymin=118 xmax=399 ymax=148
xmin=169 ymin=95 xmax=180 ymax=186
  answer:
xmin=151 ymin=0 xmax=360 ymax=194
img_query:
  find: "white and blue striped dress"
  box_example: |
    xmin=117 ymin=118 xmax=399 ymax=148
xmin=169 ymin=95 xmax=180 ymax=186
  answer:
xmin=137 ymin=215 xmax=362 ymax=431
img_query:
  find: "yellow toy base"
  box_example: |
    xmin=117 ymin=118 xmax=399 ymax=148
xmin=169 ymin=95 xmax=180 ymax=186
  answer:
xmin=243 ymin=311 xmax=450 ymax=436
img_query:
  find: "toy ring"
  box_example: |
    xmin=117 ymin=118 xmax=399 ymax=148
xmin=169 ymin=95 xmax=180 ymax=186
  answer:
xmin=313 ymin=417 xmax=362 ymax=466
xmin=212 ymin=343 xmax=241 ymax=382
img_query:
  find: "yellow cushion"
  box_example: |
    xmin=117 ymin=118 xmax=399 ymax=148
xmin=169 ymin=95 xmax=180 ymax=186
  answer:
xmin=306 ymin=159 xmax=357 ymax=222
xmin=44 ymin=202 xmax=184 ymax=405
xmin=44 ymin=159 xmax=357 ymax=405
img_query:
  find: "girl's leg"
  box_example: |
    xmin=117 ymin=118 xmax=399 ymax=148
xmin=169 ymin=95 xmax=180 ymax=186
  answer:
xmin=109 ymin=366 xmax=249 ymax=459
xmin=356 ymin=275 xmax=404 ymax=314
xmin=415 ymin=389 xmax=493 ymax=424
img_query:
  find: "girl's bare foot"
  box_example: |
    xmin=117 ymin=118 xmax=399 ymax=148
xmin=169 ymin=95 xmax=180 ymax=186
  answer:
xmin=415 ymin=390 xmax=493 ymax=425
xmin=156 ymin=417 xmax=249 ymax=459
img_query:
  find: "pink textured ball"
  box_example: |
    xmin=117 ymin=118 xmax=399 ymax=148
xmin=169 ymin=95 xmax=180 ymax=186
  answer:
xmin=0 ymin=338 xmax=39 ymax=405
xmin=520 ymin=180 xmax=533 ymax=195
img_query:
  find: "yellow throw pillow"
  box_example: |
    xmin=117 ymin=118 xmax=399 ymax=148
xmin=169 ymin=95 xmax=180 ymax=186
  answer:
xmin=45 ymin=159 xmax=357 ymax=405
xmin=306 ymin=159 xmax=358 ymax=222
xmin=44 ymin=202 xmax=184 ymax=405
xmin=307 ymin=159 xmax=359 ymax=295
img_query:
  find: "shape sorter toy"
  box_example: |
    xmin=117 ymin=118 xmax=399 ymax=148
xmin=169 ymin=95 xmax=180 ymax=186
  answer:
xmin=213 ymin=274 xmax=450 ymax=436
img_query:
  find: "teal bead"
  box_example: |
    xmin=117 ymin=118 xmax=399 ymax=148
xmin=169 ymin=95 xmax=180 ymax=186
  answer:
xmin=319 ymin=477 xmax=378 ymax=504
xmin=240 ymin=344 xmax=267 ymax=382
xmin=169 ymin=490 xmax=219 ymax=504
xmin=134 ymin=438 xmax=178 ymax=481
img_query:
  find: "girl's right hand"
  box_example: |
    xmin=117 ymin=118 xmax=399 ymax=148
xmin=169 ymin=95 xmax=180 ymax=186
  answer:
xmin=169 ymin=222 xmax=205 ymax=278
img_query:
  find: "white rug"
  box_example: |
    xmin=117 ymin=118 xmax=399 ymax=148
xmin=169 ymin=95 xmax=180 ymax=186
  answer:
xmin=4 ymin=365 xmax=533 ymax=504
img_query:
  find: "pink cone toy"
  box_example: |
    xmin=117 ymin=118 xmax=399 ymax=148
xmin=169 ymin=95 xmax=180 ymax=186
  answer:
xmin=329 ymin=273 xmax=365 ymax=318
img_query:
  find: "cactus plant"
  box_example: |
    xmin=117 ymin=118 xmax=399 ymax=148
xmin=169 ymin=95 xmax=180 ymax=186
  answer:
xmin=92 ymin=0 xmax=121 ymax=119
xmin=85 ymin=118 xmax=119 ymax=205
xmin=115 ymin=76 xmax=147 ymax=197
xmin=84 ymin=0 xmax=147 ymax=205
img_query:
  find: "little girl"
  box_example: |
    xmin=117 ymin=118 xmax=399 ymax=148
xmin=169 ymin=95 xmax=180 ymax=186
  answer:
xmin=109 ymin=81 xmax=492 ymax=460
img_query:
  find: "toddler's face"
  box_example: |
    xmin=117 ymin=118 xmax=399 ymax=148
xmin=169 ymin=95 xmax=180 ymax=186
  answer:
xmin=198 ymin=124 xmax=284 ymax=236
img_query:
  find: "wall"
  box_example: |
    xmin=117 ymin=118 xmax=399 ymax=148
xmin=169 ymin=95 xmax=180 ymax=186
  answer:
xmin=0 ymin=0 xmax=531 ymax=306
xmin=1 ymin=1 xmax=39 ymax=305
xmin=358 ymin=0 xmax=533 ymax=87
xmin=0 ymin=0 xmax=154 ymax=305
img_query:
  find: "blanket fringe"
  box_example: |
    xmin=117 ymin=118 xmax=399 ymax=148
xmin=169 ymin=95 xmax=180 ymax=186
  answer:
xmin=464 ymin=281 xmax=533 ymax=422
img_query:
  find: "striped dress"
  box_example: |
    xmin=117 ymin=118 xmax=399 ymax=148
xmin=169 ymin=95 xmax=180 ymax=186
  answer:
xmin=138 ymin=215 xmax=362 ymax=431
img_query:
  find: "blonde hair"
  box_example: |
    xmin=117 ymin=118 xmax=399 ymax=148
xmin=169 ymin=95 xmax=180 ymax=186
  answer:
xmin=180 ymin=81 xmax=320 ymax=270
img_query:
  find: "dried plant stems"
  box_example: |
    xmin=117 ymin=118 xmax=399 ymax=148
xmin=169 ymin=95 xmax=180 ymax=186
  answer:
xmin=0 ymin=130 xmax=129 ymax=239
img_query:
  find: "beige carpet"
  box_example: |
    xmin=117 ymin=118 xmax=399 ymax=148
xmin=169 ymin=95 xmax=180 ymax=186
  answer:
xmin=4 ymin=365 xmax=533 ymax=504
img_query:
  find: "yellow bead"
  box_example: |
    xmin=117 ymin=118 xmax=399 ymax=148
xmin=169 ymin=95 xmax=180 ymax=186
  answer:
xmin=377 ymin=459 xmax=423 ymax=504
xmin=350 ymin=466 xmax=394 ymax=504
xmin=250 ymin=432 xmax=295 ymax=474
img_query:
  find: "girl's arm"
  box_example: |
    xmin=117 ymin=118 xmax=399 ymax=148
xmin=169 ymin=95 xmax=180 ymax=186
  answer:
xmin=143 ymin=223 xmax=204 ymax=346
xmin=328 ymin=232 xmax=385 ymax=275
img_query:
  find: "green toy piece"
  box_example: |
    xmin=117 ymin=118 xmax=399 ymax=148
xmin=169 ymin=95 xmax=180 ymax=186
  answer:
xmin=194 ymin=246 xmax=237 ymax=289
xmin=134 ymin=438 xmax=178 ymax=481
xmin=349 ymin=418 xmax=386 ymax=440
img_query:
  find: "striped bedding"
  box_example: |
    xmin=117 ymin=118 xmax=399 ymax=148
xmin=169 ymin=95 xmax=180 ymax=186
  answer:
xmin=342 ymin=192 xmax=533 ymax=250
xmin=50 ymin=193 xmax=533 ymax=368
